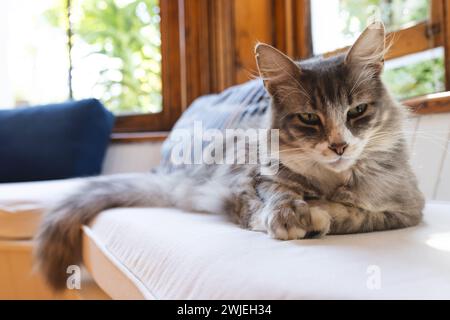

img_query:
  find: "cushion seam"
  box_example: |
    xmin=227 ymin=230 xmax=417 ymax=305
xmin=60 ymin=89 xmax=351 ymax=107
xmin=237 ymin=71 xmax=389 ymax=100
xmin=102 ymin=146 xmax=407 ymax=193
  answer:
xmin=82 ymin=226 xmax=159 ymax=300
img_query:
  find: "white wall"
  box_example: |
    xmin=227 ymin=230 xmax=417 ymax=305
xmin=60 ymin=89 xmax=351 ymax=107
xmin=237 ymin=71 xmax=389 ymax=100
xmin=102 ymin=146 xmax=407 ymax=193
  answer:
xmin=102 ymin=141 xmax=163 ymax=175
xmin=407 ymin=113 xmax=450 ymax=201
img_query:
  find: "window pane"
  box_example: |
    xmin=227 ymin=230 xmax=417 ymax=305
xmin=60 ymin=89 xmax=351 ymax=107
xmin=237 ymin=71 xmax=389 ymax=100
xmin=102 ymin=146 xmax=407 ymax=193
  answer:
xmin=383 ymin=47 xmax=445 ymax=100
xmin=0 ymin=0 xmax=162 ymax=114
xmin=71 ymin=0 xmax=162 ymax=114
xmin=311 ymin=0 xmax=429 ymax=55
xmin=0 ymin=0 xmax=69 ymax=109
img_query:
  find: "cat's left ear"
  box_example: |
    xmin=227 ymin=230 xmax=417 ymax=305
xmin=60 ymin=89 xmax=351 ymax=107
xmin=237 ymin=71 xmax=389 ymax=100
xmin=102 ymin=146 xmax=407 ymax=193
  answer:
xmin=255 ymin=43 xmax=301 ymax=96
xmin=345 ymin=21 xmax=386 ymax=74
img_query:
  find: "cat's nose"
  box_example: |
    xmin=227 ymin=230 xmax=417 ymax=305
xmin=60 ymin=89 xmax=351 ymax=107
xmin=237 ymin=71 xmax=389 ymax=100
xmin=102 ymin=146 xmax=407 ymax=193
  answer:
xmin=328 ymin=142 xmax=348 ymax=156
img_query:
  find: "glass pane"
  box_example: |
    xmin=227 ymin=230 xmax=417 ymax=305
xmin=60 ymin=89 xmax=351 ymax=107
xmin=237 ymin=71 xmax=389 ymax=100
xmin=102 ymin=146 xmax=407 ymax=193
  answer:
xmin=0 ymin=0 xmax=162 ymax=114
xmin=0 ymin=0 xmax=69 ymax=109
xmin=383 ymin=47 xmax=445 ymax=100
xmin=311 ymin=0 xmax=429 ymax=55
xmin=71 ymin=0 xmax=162 ymax=114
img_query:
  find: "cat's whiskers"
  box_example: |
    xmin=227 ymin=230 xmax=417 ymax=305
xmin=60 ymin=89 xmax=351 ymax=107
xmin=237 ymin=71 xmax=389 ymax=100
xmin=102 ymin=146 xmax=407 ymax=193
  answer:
xmin=274 ymin=147 xmax=306 ymax=154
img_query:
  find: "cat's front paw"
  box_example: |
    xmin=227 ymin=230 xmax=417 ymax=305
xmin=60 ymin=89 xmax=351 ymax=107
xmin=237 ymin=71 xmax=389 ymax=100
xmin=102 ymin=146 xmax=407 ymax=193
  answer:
xmin=308 ymin=207 xmax=331 ymax=238
xmin=267 ymin=200 xmax=330 ymax=240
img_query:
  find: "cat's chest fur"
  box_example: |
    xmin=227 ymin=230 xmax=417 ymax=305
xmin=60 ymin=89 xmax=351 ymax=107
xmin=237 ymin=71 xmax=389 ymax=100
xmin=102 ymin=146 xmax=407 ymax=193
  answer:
xmin=275 ymin=161 xmax=350 ymax=198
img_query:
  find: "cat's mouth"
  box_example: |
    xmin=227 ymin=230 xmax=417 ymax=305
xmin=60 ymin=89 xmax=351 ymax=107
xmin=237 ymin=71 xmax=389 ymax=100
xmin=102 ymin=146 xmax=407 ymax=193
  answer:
xmin=323 ymin=156 xmax=353 ymax=163
xmin=322 ymin=156 xmax=355 ymax=171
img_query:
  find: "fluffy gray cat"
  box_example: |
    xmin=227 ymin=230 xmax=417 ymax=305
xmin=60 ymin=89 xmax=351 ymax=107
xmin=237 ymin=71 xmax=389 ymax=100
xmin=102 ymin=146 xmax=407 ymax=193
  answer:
xmin=35 ymin=22 xmax=424 ymax=290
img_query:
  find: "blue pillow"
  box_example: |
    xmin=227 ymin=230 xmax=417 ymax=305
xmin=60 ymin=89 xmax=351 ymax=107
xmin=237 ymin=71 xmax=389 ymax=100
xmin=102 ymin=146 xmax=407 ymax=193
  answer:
xmin=0 ymin=99 xmax=115 ymax=182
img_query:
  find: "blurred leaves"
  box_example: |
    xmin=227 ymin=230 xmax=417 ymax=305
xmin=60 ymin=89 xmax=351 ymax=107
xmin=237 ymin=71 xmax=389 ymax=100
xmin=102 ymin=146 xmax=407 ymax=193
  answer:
xmin=45 ymin=0 xmax=162 ymax=114
xmin=43 ymin=0 xmax=443 ymax=106
xmin=383 ymin=56 xmax=445 ymax=99
xmin=339 ymin=0 xmax=428 ymax=36
xmin=339 ymin=0 xmax=443 ymax=99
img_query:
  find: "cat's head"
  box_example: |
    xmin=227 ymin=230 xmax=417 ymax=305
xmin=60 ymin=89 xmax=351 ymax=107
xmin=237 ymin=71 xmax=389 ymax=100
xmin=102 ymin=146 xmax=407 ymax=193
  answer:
xmin=256 ymin=21 xmax=398 ymax=173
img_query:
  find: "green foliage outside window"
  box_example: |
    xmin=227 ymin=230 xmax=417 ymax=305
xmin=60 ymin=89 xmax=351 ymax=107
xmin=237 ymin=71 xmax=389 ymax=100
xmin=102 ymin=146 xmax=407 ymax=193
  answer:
xmin=339 ymin=0 xmax=428 ymax=36
xmin=338 ymin=0 xmax=442 ymax=99
xmin=383 ymin=56 xmax=445 ymax=100
xmin=46 ymin=0 xmax=162 ymax=114
xmin=45 ymin=0 xmax=443 ymax=108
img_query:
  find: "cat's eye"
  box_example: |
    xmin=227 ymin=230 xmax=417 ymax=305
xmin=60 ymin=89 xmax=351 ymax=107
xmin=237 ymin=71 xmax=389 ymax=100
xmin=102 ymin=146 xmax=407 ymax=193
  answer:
xmin=298 ymin=113 xmax=321 ymax=125
xmin=347 ymin=103 xmax=368 ymax=119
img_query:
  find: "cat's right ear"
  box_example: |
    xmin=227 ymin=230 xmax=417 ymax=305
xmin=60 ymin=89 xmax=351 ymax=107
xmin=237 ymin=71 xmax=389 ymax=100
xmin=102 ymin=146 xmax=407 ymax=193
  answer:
xmin=345 ymin=21 xmax=386 ymax=74
xmin=255 ymin=43 xmax=301 ymax=96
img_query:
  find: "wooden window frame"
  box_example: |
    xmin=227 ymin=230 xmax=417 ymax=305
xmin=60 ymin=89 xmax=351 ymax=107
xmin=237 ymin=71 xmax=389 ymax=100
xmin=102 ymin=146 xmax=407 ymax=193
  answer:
xmin=113 ymin=0 xmax=237 ymax=141
xmin=319 ymin=0 xmax=450 ymax=112
xmin=322 ymin=1 xmax=444 ymax=61
xmin=113 ymin=0 xmax=229 ymax=134
xmin=113 ymin=0 xmax=450 ymax=138
xmin=113 ymin=0 xmax=312 ymax=135
xmin=279 ymin=0 xmax=450 ymax=115
xmin=113 ymin=0 xmax=183 ymax=133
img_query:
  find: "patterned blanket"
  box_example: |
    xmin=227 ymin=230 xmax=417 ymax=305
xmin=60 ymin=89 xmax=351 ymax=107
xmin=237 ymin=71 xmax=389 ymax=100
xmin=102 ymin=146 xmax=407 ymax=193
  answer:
xmin=160 ymin=79 xmax=271 ymax=169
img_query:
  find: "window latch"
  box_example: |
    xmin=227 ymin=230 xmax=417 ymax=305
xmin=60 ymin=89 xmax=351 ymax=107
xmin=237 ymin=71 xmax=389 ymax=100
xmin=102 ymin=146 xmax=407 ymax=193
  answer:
xmin=426 ymin=23 xmax=441 ymax=38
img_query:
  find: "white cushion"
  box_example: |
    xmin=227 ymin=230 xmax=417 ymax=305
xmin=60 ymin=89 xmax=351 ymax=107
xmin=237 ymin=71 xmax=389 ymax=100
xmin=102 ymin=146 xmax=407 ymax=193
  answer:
xmin=83 ymin=203 xmax=450 ymax=299
xmin=0 ymin=179 xmax=83 ymax=239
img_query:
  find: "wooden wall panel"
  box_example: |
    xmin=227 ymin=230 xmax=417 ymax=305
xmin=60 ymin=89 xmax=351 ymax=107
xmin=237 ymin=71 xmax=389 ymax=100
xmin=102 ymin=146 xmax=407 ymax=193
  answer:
xmin=274 ymin=0 xmax=312 ymax=59
xmin=179 ymin=0 xmax=211 ymax=108
xmin=233 ymin=0 xmax=274 ymax=84
xmin=210 ymin=0 xmax=313 ymax=86
xmin=293 ymin=0 xmax=312 ymax=59
xmin=208 ymin=0 xmax=236 ymax=92
xmin=168 ymin=0 xmax=313 ymax=98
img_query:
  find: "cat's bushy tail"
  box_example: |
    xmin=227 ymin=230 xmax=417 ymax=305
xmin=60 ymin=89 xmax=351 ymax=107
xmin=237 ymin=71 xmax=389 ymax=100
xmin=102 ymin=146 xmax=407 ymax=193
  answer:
xmin=34 ymin=170 xmax=231 ymax=291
